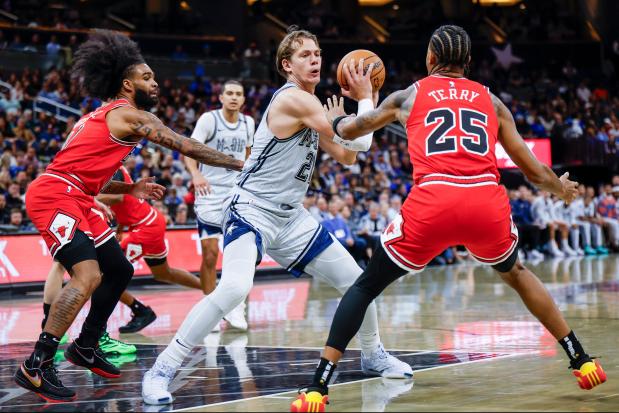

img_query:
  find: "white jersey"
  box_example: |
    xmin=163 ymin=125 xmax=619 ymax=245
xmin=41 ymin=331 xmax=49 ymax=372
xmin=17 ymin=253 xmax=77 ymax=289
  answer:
xmin=190 ymin=109 xmax=254 ymax=205
xmin=234 ymin=83 xmax=319 ymax=208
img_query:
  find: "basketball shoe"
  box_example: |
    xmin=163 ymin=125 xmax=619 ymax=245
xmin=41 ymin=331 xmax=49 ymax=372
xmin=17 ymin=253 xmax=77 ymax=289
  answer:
xmin=290 ymin=391 xmax=329 ymax=413
xmin=98 ymin=332 xmax=137 ymax=355
xmin=573 ymin=359 xmax=607 ymax=390
xmin=14 ymin=351 xmax=76 ymax=402
xmin=361 ymin=344 xmax=413 ymax=379
xmin=224 ymin=302 xmax=248 ymax=331
xmin=65 ymin=341 xmax=121 ymax=378
xmin=142 ymin=359 xmax=176 ymax=405
xmin=119 ymin=306 xmax=157 ymax=333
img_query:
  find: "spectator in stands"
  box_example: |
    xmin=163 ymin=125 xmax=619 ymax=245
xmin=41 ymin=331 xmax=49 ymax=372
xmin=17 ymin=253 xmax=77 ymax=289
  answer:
xmin=597 ymin=186 xmax=619 ymax=251
xmin=8 ymin=208 xmax=32 ymax=232
xmin=572 ymin=185 xmax=608 ymax=255
xmin=46 ymin=34 xmax=61 ymax=56
xmin=170 ymin=172 xmax=188 ymax=199
xmin=0 ymin=196 xmax=9 ymax=224
xmin=5 ymin=182 xmax=23 ymax=211
xmin=510 ymin=187 xmax=544 ymax=260
xmin=174 ymin=203 xmax=189 ymax=225
xmin=531 ymin=190 xmax=569 ymax=257
xmin=357 ymin=202 xmax=386 ymax=258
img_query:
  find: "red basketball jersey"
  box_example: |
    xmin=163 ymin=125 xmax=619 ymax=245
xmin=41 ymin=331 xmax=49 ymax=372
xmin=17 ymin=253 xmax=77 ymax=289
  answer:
xmin=44 ymin=99 xmax=138 ymax=195
xmin=406 ymin=75 xmax=499 ymax=184
xmin=110 ymin=166 xmax=156 ymax=228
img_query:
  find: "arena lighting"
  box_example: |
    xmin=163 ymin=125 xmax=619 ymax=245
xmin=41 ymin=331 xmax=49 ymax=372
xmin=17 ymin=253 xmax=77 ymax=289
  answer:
xmin=359 ymin=0 xmax=394 ymax=5
xmin=473 ymin=0 xmax=522 ymax=6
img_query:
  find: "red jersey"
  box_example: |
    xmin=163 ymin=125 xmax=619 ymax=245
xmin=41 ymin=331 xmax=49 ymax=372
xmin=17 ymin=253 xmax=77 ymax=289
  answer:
xmin=406 ymin=75 xmax=500 ymax=184
xmin=110 ymin=166 xmax=156 ymax=228
xmin=44 ymin=99 xmax=138 ymax=195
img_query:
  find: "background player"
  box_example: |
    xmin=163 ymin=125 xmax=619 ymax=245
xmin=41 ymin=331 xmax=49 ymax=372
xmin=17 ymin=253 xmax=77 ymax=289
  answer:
xmin=15 ymin=30 xmax=243 ymax=403
xmin=185 ymin=80 xmax=254 ymax=331
xmin=294 ymin=25 xmax=606 ymax=411
xmin=142 ymin=27 xmax=412 ymax=406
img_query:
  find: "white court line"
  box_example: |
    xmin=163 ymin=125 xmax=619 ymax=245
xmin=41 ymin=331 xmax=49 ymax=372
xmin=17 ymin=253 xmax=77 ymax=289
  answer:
xmin=171 ymin=351 xmax=531 ymax=412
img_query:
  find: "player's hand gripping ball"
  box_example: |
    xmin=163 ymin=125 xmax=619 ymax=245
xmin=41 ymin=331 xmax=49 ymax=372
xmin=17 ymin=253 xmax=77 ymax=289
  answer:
xmin=290 ymin=391 xmax=329 ymax=412
xmin=336 ymin=49 xmax=385 ymax=92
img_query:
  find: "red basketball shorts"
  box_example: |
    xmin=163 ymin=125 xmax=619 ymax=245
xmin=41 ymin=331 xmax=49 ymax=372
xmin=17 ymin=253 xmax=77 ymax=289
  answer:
xmin=25 ymin=174 xmax=115 ymax=257
xmin=120 ymin=209 xmax=168 ymax=263
xmin=381 ymin=175 xmax=518 ymax=273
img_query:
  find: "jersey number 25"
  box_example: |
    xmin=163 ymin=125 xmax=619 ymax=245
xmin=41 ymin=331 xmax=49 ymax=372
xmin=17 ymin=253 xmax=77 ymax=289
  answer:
xmin=425 ymin=108 xmax=489 ymax=156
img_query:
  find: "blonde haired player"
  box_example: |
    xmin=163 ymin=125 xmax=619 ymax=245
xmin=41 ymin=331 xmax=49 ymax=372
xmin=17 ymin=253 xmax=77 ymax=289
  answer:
xmin=142 ymin=27 xmax=412 ymax=405
xmin=185 ymin=80 xmax=254 ymax=331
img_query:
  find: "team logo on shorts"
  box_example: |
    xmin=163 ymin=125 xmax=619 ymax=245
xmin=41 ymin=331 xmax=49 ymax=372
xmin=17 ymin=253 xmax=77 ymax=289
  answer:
xmin=381 ymin=214 xmax=404 ymax=244
xmin=47 ymin=212 xmax=79 ymax=247
xmin=126 ymin=243 xmax=143 ymax=263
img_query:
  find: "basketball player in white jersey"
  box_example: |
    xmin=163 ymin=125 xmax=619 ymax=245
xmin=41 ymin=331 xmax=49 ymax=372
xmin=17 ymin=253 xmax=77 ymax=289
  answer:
xmin=185 ymin=80 xmax=254 ymax=331
xmin=142 ymin=27 xmax=412 ymax=405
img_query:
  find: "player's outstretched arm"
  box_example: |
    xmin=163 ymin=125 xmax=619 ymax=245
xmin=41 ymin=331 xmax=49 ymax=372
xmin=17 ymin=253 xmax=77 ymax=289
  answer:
xmin=331 ymin=86 xmax=414 ymax=140
xmin=108 ymin=107 xmax=243 ymax=171
xmin=493 ymin=94 xmax=577 ymax=204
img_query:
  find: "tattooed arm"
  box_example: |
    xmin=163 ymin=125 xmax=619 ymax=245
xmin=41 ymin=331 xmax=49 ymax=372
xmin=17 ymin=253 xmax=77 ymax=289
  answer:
xmin=106 ymin=107 xmax=243 ymax=171
xmin=331 ymin=86 xmax=416 ymax=140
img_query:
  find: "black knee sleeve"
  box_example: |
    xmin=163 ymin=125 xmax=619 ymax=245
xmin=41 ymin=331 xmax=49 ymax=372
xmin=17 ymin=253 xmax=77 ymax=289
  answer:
xmin=325 ymin=245 xmax=408 ymax=353
xmin=83 ymin=237 xmax=134 ymax=332
xmin=492 ymin=246 xmax=519 ymax=273
xmin=54 ymin=230 xmax=97 ymax=273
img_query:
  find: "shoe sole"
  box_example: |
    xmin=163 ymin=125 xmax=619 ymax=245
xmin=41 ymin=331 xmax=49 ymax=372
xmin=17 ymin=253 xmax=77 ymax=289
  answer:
xmin=65 ymin=354 xmax=121 ymax=379
xmin=363 ymin=368 xmax=414 ymax=379
xmin=142 ymin=394 xmax=174 ymax=405
xmin=119 ymin=312 xmax=157 ymax=334
xmin=14 ymin=372 xmax=77 ymax=402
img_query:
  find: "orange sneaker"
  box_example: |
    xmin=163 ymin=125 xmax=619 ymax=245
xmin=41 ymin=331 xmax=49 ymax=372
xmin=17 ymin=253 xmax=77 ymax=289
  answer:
xmin=573 ymin=359 xmax=607 ymax=390
xmin=290 ymin=391 xmax=329 ymax=412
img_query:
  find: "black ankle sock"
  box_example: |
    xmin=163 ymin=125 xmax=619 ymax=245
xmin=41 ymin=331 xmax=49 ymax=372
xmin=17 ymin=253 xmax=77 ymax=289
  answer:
xmin=41 ymin=303 xmax=51 ymax=330
xmin=559 ymin=330 xmax=590 ymax=369
xmin=310 ymin=358 xmax=337 ymax=394
xmin=76 ymin=323 xmax=104 ymax=349
xmin=129 ymin=298 xmax=148 ymax=315
xmin=30 ymin=332 xmax=61 ymax=367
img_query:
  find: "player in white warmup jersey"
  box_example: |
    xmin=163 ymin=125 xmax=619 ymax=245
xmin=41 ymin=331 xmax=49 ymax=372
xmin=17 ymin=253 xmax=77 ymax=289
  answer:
xmin=185 ymin=80 xmax=254 ymax=331
xmin=142 ymin=27 xmax=412 ymax=405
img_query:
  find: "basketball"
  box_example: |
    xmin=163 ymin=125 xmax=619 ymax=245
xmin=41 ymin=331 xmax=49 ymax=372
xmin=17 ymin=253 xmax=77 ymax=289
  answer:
xmin=336 ymin=49 xmax=385 ymax=92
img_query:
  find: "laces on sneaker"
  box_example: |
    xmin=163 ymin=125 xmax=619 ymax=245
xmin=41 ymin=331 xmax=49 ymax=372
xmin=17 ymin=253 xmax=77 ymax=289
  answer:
xmin=41 ymin=365 xmax=64 ymax=387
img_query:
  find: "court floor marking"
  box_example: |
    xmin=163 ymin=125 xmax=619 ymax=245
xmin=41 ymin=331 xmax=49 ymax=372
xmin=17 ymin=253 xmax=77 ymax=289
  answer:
xmin=171 ymin=351 xmax=529 ymax=412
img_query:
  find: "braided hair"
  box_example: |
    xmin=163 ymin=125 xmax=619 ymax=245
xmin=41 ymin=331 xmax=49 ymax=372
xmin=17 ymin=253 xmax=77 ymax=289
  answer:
xmin=428 ymin=25 xmax=471 ymax=75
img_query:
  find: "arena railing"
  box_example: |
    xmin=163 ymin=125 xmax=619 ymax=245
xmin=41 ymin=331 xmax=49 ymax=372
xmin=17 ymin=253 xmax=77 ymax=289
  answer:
xmin=33 ymin=96 xmax=82 ymax=123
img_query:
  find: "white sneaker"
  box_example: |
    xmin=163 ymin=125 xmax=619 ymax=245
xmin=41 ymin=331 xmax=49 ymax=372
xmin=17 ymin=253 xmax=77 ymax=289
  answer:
xmin=361 ymin=344 xmax=413 ymax=379
xmin=530 ymin=249 xmax=544 ymax=260
xmin=562 ymin=245 xmax=578 ymax=256
xmin=575 ymin=247 xmax=585 ymax=256
xmin=142 ymin=359 xmax=176 ymax=405
xmin=549 ymin=243 xmax=564 ymax=257
xmin=224 ymin=302 xmax=248 ymax=331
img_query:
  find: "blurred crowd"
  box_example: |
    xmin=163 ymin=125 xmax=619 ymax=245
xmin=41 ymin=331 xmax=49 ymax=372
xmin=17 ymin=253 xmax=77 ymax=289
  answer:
xmin=1 ymin=34 xmax=619 ymax=268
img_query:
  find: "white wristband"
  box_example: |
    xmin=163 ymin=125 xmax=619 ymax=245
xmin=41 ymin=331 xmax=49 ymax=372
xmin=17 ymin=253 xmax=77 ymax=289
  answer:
xmin=358 ymin=98 xmax=374 ymax=114
xmin=331 ymin=99 xmax=375 ymax=152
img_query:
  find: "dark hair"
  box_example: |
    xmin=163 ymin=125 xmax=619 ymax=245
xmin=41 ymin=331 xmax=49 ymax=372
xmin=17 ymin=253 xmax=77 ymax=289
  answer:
xmin=71 ymin=29 xmax=145 ymax=100
xmin=429 ymin=25 xmax=471 ymax=74
xmin=221 ymin=80 xmax=244 ymax=93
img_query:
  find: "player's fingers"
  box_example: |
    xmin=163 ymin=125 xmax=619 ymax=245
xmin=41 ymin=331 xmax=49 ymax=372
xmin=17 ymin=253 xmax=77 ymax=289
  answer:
xmin=341 ymin=87 xmax=351 ymax=98
xmin=358 ymin=58 xmax=365 ymax=78
xmin=339 ymin=96 xmax=344 ymax=108
xmin=343 ymin=62 xmax=354 ymax=85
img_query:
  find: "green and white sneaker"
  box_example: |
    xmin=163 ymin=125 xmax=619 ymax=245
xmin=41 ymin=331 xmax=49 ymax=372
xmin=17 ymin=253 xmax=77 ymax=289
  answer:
xmin=59 ymin=333 xmax=69 ymax=345
xmin=98 ymin=332 xmax=137 ymax=355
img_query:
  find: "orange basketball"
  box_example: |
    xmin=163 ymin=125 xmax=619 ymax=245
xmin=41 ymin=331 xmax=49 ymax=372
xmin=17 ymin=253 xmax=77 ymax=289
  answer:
xmin=336 ymin=49 xmax=385 ymax=92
